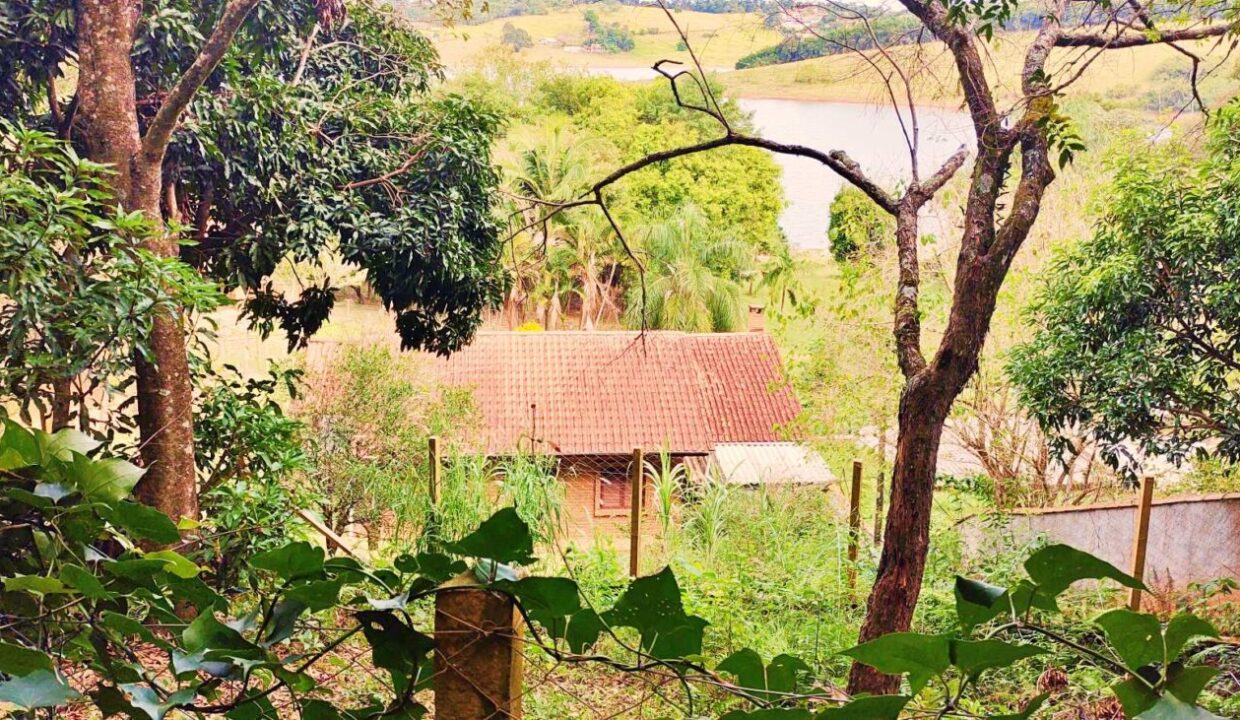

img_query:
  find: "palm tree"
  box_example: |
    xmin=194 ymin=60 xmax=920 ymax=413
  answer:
xmin=624 ymin=205 xmax=749 ymax=333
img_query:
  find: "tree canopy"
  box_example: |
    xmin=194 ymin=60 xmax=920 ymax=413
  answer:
xmin=0 ymin=0 xmax=508 ymax=354
xmin=1010 ymin=104 xmax=1240 ymax=473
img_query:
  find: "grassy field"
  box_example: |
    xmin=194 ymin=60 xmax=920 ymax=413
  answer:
xmin=426 ymin=6 xmax=780 ymax=69
xmin=427 ymin=7 xmax=1235 ymax=106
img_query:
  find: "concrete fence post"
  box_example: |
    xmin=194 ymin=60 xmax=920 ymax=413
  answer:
xmin=629 ymin=447 xmax=644 ymax=578
xmin=847 ymin=460 xmax=863 ymax=592
xmin=434 ymin=576 xmax=524 ymax=719
xmin=1128 ymin=476 xmax=1156 ymax=611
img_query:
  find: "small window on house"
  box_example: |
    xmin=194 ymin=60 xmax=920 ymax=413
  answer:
xmin=595 ymin=474 xmax=631 ymax=515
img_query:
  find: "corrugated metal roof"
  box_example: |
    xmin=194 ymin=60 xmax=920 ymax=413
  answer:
xmin=431 ymin=331 xmax=801 ymax=455
xmin=710 ymin=442 xmax=835 ymax=485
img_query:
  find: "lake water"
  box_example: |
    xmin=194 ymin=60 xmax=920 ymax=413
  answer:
xmin=739 ymin=98 xmax=975 ymax=250
xmin=585 ymin=67 xmax=975 ymax=250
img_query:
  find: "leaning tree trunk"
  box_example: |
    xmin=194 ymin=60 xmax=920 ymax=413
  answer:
xmin=847 ymin=378 xmax=952 ymax=694
xmin=77 ymin=0 xmax=199 ymax=522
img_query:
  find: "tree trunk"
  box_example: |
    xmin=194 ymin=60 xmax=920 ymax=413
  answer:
xmin=51 ymin=377 xmax=73 ymax=431
xmin=77 ymin=0 xmax=199 ymax=522
xmin=847 ymin=379 xmax=950 ymax=695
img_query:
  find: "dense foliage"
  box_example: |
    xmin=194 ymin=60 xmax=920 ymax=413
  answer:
xmin=461 ymin=61 xmax=783 ymax=330
xmin=828 ymin=186 xmax=894 ymax=263
xmin=583 ymin=9 xmax=636 ymax=53
xmin=1010 ymin=106 xmax=1240 ymax=474
xmin=0 ymin=121 xmax=222 ymax=434
xmin=0 ymin=0 xmax=508 ymax=355
xmin=0 ymin=420 xmax=1228 ymax=719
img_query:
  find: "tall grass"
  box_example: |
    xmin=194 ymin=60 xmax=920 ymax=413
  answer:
xmin=644 ymin=446 xmax=686 ymax=552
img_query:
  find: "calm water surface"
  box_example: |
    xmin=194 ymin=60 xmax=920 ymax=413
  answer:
xmin=576 ymin=68 xmax=976 ymax=250
xmin=739 ymin=98 xmax=975 ymax=250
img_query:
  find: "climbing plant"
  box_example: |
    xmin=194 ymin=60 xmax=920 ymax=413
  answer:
xmin=0 ymin=420 xmax=1225 ymax=718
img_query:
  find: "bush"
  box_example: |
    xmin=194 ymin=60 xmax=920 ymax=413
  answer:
xmin=828 ymin=186 xmax=894 ymax=263
xmin=294 ymin=344 xmax=478 ymax=544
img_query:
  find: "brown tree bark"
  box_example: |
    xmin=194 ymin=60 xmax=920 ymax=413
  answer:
xmin=73 ymin=0 xmax=264 ymax=522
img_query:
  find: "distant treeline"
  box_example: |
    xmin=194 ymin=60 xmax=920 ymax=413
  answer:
xmin=735 ymin=5 xmax=1091 ymax=69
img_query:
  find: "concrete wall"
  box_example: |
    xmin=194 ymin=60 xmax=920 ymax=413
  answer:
xmin=993 ymin=493 xmax=1240 ymax=588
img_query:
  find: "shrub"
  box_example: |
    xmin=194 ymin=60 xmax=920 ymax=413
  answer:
xmin=828 ymin=186 xmax=894 ymax=263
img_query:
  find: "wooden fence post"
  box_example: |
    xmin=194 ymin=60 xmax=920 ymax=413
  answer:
xmin=848 ymin=460 xmax=863 ymax=592
xmin=1128 ymin=476 xmax=1156 ymax=611
xmin=629 ymin=447 xmax=644 ymax=578
xmin=434 ymin=576 xmax=524 ymax=719
xmin=873 ymin=470 xmax=884 ymax=545
xmin=428 ymin=436 xmax=441 ymax=506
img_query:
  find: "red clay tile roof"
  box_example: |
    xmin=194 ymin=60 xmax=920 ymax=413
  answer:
xmin=432 ymin=331 xmax=801 ymax=455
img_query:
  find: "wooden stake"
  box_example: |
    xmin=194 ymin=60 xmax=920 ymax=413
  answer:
xmin=429 ymin=436 xmax=441 ymax=506
xmin=1128 ymin=476 xmax=1156 ymax=611
xmin=848 ymin=460 xmax=863 ymax=591
xmin=873 ymin=470 xmax=884 ymax=545
xmin=629 ymin=447 xmax=644 ymax=578
xmin=293 ymin=508 xmax=361 ymax=561
xmin=435 ymin=576 xmax=524 ymax=719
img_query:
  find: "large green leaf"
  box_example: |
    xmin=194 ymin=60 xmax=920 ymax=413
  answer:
xmin=106 ymin=501 xmax=181 ymax=544
xmin=0 ymin=642 xmax=53 ymax=676
xmin=1024 ymin=545 xmax=1143 ymax=599
xmin=602 ymin=567 xmax=708 ymax=659
xmin=1166 ymin=666 xmax=1220 ymax=706
xmin=0 ymin=670 xmax=80 ymax=709
xmin=3 ymin=575 xmax=69 ymax=595
xmin=249 ymin=542 xmax=325 ymax=581
xmin=721 ymin=709 xmax=813 ymax=720
xmin=1162 ymin=614 xmax=1217 ymax=661
xmin=66 ymin=455 xmax=144 ymax=502
xmin=59 ymin=563 xmax=107 ymax=599
xmin=356 ymin=611 xmax=434 ymax=694
xmin=445 ymin=508 xmax=536 ymax=565
xmin=717 ymin=648 xmax=810 ymax=703
xmin=816 ymin=695 xmax=910 ymax=719
xmin=145 ymin=550 xmax=202 ymax=579
xmin=954 ymin=576 xmax=1008 ymax=630
xmin=40 ymin=427 xmax=101 ymax=461
xmin=1095 ymin=610 xmax=1163 ymax=670
xmin=0 ymin=420 xmax=40 ymax=470
xmin=841 ymin=633 xmax=950 ymax=694
xmin=494 ymin=576 xmax=582 ymax=642
xmin=120 ymin=684 xmax=197 ymax=720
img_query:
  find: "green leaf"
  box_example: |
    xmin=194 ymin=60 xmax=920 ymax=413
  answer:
xmin=1163 ymin=614 xmax=1217 ymax=661
xmin=284 ymin=578 xmax=345 ymax=612
xmin=67 ymin=455 xmax=144 ymax=502
xmin=816 ymin=695 xmax=911 ymax=719
xmin=3 ymin=575 xmax=69 ymax=595
xmin=564 ymin=608 xmax=605 ymax=653
xmin=1166 ymin=666 xmax=1220 ymax=705
xmin=841 ymin=633 xmax=950 ymax=694
xmin=120 ymin=684 xmax=197 ymax=720
xmin=0 ymin=420 xmax=40 ymax=470
xmin=493 ymin=576 xmax=581 ymax=641
xmin=602 ymin=567 xmax=708 ymax=659
xmin=183 ymin=613 xmax=259 ymax=655
xmin=101 ymin=611 xmax=157 ymax=643
xmin=356 ymin=611 xmax=434 ymax=693
xmin=0 ymin=670 xmax=80 ymax=709
xmin=1024 ymin=545 xmax=1143 ymax=599
xmin=1113 ymin=676 xmax=1160 ymax=718
xmin=954 ymin=576 xmax=1008 ymax=630
xmin=445 ymin=508 xmax=536 ymax=565
xmin=145 ymin=550 xmax=201 ymax=579
xmin=0 ymin=642 xmax=53 ymax=676
xmin=1135 ymin=694 xmax=1225 ymax=719
xmin=41 ymin=427 xmax=101 ymax=460
xmin=249 ymin=542 xmax=325 ymax=581
xmin=950 ymin=639 xmax=1047 ymax=678
xmin=717 ymin=649 xmax=810 ymax=703
xmin=262 ymin=600 xmax=308 ymax=647
xmin=990 ymin=693 xmax=1050 ymax=720
xmin=106 ymin=501 xmax=181 ymax=544
xmin=59 ymin=564 xmax=107 ymax=599
xmin=1095 ymin=609 xmax=1163 ymax=670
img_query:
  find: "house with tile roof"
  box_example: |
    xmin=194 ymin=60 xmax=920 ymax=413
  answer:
xmin=431 ymin=330 xmax=835 ymax=541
